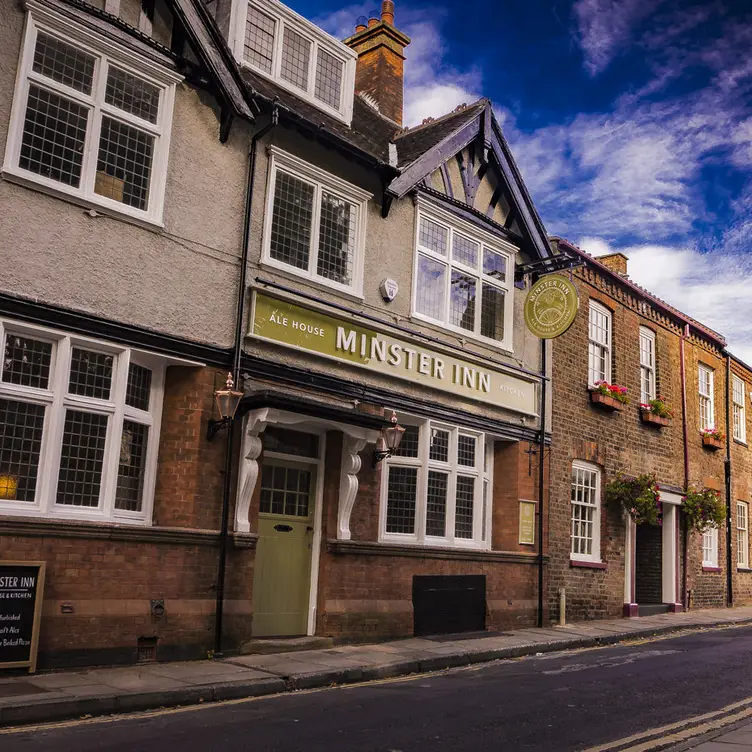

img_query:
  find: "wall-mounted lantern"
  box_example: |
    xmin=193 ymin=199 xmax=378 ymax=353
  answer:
xmin=372 ymin=410 xmax=406 ymax=468
xmin=207 ymin=373 xmax=244 ymax=440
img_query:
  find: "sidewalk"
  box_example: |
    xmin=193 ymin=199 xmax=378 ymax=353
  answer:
xmin=3 ymin=606 xmax=752 ymax=728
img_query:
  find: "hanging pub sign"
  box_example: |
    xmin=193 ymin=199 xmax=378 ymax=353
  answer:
xmin=524 ymin=274 xmax=579 ymax=339
xmin=0 ymin=561 xmax=45 ymax=673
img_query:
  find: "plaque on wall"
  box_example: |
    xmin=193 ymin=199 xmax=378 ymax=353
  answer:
xmin=519 ymin=501 xmax=536 ymax=545
xmin=0 ymin=561 xmax=46 ymax=673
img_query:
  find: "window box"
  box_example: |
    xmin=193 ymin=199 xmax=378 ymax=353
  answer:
xmin=640 ymin=409 xmax=670 ymax=427
xmin=589 ymin=390 xmax=623 ymax=411
xmin=702 ymin=435 xmax=723 ymax=450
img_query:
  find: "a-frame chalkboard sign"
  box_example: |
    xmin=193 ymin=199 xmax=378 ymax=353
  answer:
xmin=0 ymin=561 xmax=46 ymax=673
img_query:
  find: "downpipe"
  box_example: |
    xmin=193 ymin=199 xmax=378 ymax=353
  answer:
xmin=680 ymin=325 xmax=690 ymax=609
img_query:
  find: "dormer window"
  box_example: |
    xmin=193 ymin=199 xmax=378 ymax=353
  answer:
xmin=236 ymin=0 xmax=356 ymax=123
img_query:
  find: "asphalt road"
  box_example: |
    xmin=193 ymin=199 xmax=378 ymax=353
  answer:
xmin=7 ymin=626 xmax=752 ymax=752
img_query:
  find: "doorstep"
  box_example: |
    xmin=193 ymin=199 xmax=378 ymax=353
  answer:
xmin=3 ymin=606 xmax=752 ymax=727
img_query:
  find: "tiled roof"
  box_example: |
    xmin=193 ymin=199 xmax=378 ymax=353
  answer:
xmin=240 ymin=69 xmax=398 ymax=165
xmin=393 ymin=100 xmax=488 ymax=168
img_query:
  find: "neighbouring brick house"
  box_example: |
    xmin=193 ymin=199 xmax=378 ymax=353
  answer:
xmin=548 ymin=239 xmax=731 ymax=623
xmin=0 ymin=0 xmax=259 ymax=666
xmin=203 ymin=0 xmax=555 ymax=643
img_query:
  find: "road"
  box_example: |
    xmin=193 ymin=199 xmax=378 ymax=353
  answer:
xmin=6 ymin=626 xmax=752 ymax=752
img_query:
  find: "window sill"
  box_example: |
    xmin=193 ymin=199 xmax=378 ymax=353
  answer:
xmin=409 ymin=312 xmax=514 ymax=356
xmin=737 ymin=567 xmax=752 ymax=572
xmin=1 ymin=169 xmax=165 ymax=232
xmin=570 ymin=558 xmax=607 ymax=570
xmin=702 ymin=566 xmax=722 ymax=572
xmin=258 ymin=260 xmax=365 ymax=303
xmin=733 ymin=439 xmax=748 ymax=447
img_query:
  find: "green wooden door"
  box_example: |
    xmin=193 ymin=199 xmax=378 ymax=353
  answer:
xmin=252 ymin=460 xmax=316 ymax=637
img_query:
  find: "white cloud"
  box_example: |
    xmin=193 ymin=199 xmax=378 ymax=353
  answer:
xmin=314 ymin=4 xmax=482 ymax=126
xmin=579 ymin=237 xmax=752 ymax=363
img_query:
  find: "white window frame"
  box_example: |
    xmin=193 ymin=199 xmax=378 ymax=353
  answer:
xmin=0 ymin=319 xmax=172 ymax=525
xmin=702 ymin=526 xmax=719 ymax=568
xmin=737 ymin=501 xmax=749 ymax=569
xmin=2 ymin=3 xmax=180 ymax=227
xmin=231 ymin=0 xmax=357 ymax=124
xmin=261 ymin=147 xmax=370 ymax=297
xmin=698 ymin=364 xmax=715 ymax=431
xmin=411 ymin=203 xmax=516 ymax=352
xmin=378 ymin=419 xmax=491 ymax=550
xmin=570 ymin=460 xmax=601 ymax=563
xmin=588 ymin=301 xmax=612 ymax=387
xmin=639 ymin=327 xmax=656 ymax=404
xmin=733 ymin=375 xmax=746 ymax=443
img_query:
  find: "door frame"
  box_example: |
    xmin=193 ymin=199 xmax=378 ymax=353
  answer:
xmin=257 ymin=434 xmax=326 ymax=637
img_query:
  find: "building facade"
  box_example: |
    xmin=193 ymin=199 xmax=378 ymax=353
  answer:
xmin=548 ymin=240 xmax=731 ymax=623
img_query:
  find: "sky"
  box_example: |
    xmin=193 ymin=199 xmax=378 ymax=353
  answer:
xmin=291 ymin=0 xmax=752 ymax=361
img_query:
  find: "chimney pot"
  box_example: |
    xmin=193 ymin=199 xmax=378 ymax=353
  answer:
xmin=598 ymin=252 xmax=629 ymax=277
xmin=367 ymin=9 xmax=379 ymax=26
xmin=381 ymin=0 xmax=395 ymax=25
xmin=355 ymin=15 xmax=367 ymax=32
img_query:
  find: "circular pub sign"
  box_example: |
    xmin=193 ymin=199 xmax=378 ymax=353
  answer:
xmin=524 ymin=274 xmax=579 ymax=339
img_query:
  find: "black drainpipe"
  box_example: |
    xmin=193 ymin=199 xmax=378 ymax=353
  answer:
xmin=537 ymin=337 xmax=547 ymax=628
xmin=725 ymin=353 xmax=733 ymax=607
xmin=214 ymin=106 xmax=279 ymax=658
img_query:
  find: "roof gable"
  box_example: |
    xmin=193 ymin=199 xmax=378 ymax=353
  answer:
xmin=388 ymin=100 xmax=551 ymax=260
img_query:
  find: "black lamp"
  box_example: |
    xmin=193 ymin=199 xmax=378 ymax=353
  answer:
xmin=207 ymin=373 xmax=244 ymax=440
xmin=373 ymin=410 xmax=406 ymax=467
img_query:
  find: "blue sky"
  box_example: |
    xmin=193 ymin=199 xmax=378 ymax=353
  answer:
xmin=293 ymin=0 xmax=752 ymax=360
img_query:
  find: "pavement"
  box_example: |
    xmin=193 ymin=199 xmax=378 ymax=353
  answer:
xmin=3 ymin=606 xmax=752 ymax=729
xmin=678 ymin=721 xmax=752 ymax=751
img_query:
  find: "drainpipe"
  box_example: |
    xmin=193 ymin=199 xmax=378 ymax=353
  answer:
xmin=214 ymin=106 xmax=279 ymax=658
xmin=537 ymin=337 xmax=547 ymax=628
xmin=680 ymin=324 xmax=690 ymax=609
xmin=725 ymin=354 xmax=733 ymax=607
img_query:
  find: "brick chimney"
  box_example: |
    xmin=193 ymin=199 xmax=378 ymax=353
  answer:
xmin=344 ymin=1 xmax=410 ymax=125
xmin=598 ymin=252 xmax=629 ymax=277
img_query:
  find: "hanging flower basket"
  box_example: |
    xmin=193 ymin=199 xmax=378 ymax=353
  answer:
xmin=682 ymin=488 xmax=725 ymax=532
xmin=605 ymin=473 xmax=662 ymax=526
xmin=590 ymin=381 xmax=628 ymax=411
xmin=640 ymin=396 xmax=673 ymax=427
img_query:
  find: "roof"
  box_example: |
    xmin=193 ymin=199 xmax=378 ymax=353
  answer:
xmin=393 ymin=101 xmax=488 ymax=168
xmin=553 ymin=237 xmax=727 ymax=347
xmin=240 ymin=69 xmax=398 ymax=166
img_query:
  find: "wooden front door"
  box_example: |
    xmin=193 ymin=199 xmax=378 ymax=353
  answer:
xmin=252 ymin=460 xmax=316 ymax=637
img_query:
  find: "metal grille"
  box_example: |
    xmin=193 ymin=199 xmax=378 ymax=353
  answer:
xmin=33 ymin=32 xmax=95 ymax=94
xmin=452 ymin=234 xmax=478 ymax=267
xmin=450 ymin=271 xmax=476 ymax=331
xmin=0 ymin=399 xmax=45 ymax=502
xmin=314 ymin=49 xmax=343 ymax=109
xmin=571 ymin=464 xmax=598 ymax=556
xmin=244 ymin=6 xmax=276 ymax=74
xmin=738 ymin=501 xmax=749 ymax=568
xmin=425 ymin=470 xmax=447 ymax=537
xmin=105 ymin=66 xmax=160 ymax=124
xmin=115 ymin=420 xmax=148 ymax=511
xmin=262 ymin=427 xmax=319 ymax=458
xmin=457 ymin=434 xmax=476 ymax=467
xmin=280 ymin=26 xmax=310 ymax=90
xmin=259 ymin=463 xmax=311 ymax=517
xmin=482 ymin=249 xmax=506 ymax=281
xmin=270 ymin=171 xmax=314 ymax=270
xmin=455 ymin=475 xmax=475 ymax=538
xmin=480 ymin=283 xmax=505 ymax=341
xmin=19 ymin=84 xmax=88 ymax=187
xmin=125 ymin=363 xmax=152 ymax=411
xmin=96 ymin=116 xmax=154 ymax=210
xmin=416 ymin=254 xmax=446 ymax=320
xmin=394 ymin=425 xmax=419 ymax=457
xmin=317 ymin=191 xmax=355 ymax=285
xmin=2 ymin=335 xmax=53 ymax=390
xmin=429 ymin=428 xmax=449 ymax=462
xmin=56 ymin=410 xmax=108 ymax=507
xmin=419 ymin=217 xmax=448 ymax=256
xmin=385 ymin=465 xmax=417 ymax=534
xmin=68 ymin=348 xmax=114 ymax=400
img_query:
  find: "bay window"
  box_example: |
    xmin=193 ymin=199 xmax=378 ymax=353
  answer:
xmin=412 ymin=209 xmax=515 ymax=351
xmin=262 ymin=148 xmax=369 ymax=295
xmin=0 ymin=321 xmax=166 ymax=523
xmin=380 ymin=421 xmax=491 ymax=548
xmin=2 ymin=7 xmax=178 ymax=225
